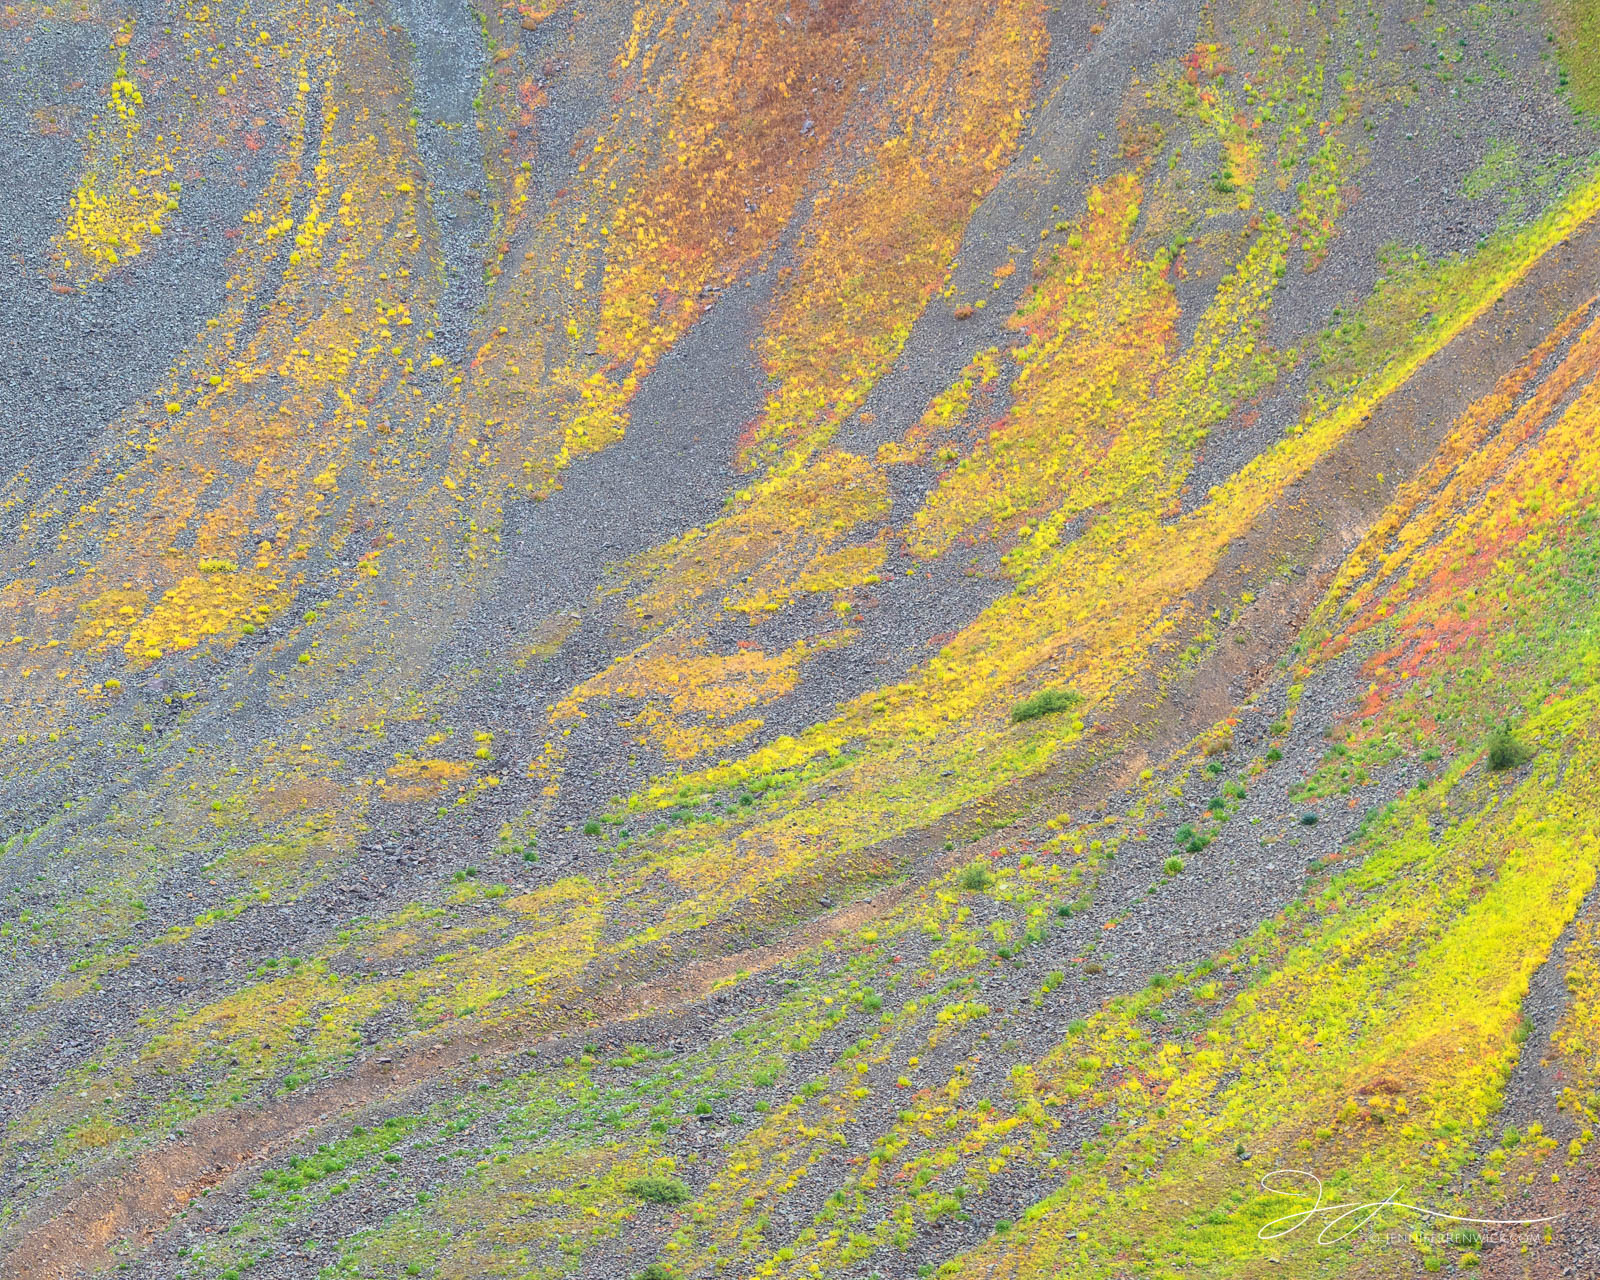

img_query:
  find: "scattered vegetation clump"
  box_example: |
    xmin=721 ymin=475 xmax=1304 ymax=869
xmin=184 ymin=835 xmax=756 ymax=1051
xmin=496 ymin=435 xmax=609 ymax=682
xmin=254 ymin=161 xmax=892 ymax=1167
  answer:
xmin=1486 ymin=725 xmax=1530 ymax=772
xmin=1174 ymin=822 xmax=1211 ymax=853
xmin=625 ymin=1175 xmax=691 ymax=1205
xmin=957 ymin=860 xmax=995 ymax=892
xmin=1164 ymin=856 xmax=1185 ymax=876
xmin=1009 ymin=687 xmax=1081 ymax=723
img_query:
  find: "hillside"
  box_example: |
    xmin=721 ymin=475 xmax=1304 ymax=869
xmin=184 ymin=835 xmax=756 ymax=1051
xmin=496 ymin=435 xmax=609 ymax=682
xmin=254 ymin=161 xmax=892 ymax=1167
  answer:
xmin=1 ymin=1 xmax=1599 ymax=1278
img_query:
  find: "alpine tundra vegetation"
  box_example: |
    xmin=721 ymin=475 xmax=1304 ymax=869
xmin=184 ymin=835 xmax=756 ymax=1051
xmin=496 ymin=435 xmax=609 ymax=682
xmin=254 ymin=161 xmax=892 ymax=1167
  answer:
xmin=1 ymin=0 xmax=1599 ymax=1278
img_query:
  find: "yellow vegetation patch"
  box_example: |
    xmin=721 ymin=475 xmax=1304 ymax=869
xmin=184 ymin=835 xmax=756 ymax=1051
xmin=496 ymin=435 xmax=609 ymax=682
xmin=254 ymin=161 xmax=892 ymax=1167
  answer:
xmin=122 ymin=570 xmax=287 ymax=663
xmin=55 ymin=22 xmax=181 ymax=280
xmin=911 ymin=175 xmax=1177 ymax=557
xmin=71 ymin=588 xmax=150 ymax=656
xmin=561 ymin=632 xmax=853 ymax=762
xmin=879 ymin=348 xmax=1003 ymax=466
xmin=64 ymin=1115 xmax=132 ymax=1153
xmin=1553 ymin=918 xmax=1600 ymax=1103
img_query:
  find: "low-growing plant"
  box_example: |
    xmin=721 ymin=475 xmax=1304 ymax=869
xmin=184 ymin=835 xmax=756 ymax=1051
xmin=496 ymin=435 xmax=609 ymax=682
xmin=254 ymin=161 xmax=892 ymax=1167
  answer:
xmin=1164 ymin=856 xmax=1185 ymax=876
xmin=1486 ymin=726 xmax=1529 ymax=771
xmin=1010 ymin=687 xmax=1080 ymax=723
xmin=957 ymin=860 xmax=994 ymax=892
xmin=626 ymin=1175 xmax=691 ymax=1205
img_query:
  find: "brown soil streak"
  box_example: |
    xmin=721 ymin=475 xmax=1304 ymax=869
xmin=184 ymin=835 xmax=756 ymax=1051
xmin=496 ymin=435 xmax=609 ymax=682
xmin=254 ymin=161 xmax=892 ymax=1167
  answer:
xmin=0 ymin=883 xmax=913 ymax=1280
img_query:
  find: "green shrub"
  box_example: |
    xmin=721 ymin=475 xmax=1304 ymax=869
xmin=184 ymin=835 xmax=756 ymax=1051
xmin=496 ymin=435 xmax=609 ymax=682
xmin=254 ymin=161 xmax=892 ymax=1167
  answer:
xmin=626 ymin=1175 xmax=691 ymax=1205
xmin=582 ymin=819 xmax=603 ymax=835
xmin=957 ymin=860 xmax=995 ymax=892
xmin=1164 ymin=856 xmax=1185 ymax=876
xmin=634 ymin=1265 xmax=680 ymax=1280
xmin=1486 ymin=727 xmax=1528 ymax=771
xmin=1010 ymin=687 xmax=1081 ymax=723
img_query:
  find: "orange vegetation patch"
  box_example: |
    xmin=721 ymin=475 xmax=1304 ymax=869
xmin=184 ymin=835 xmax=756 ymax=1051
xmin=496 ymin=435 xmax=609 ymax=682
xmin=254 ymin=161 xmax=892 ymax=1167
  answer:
xmin=1312 ymin=301 xmax=1600 ymax=707
xmin=743 ymin=0 xmax=1050 ymax=470
xmin=382 ymin=758 xmax=471 ymax=802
